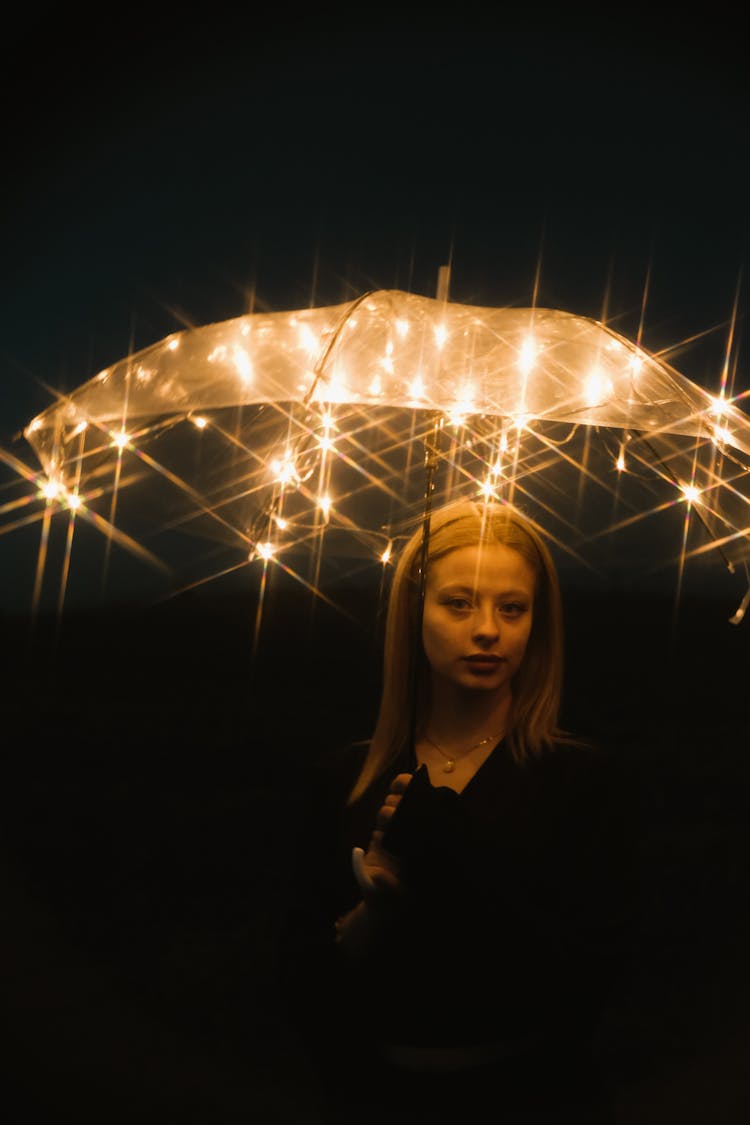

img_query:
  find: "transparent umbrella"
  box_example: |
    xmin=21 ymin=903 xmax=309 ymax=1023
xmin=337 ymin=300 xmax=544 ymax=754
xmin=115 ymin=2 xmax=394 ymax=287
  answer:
xmin=21 ymin=284 xmax=750 ymax=626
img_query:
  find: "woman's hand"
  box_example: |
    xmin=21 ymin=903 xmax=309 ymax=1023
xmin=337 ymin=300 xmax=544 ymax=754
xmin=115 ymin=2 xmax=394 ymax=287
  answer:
xmin=338 ymin=773 xmax=413 ymax=959
xmin=354 ymin=772 xmax=413 ymax=899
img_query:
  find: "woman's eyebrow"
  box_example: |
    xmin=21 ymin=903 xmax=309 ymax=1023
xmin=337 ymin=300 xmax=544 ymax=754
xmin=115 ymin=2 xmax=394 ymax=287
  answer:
xmin=437 ymin=583 xmax=531 ymax=597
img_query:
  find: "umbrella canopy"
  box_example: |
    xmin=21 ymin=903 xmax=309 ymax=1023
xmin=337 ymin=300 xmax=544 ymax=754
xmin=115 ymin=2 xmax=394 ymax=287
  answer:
xmin=23 ymin=288 xmax=750 ymax=613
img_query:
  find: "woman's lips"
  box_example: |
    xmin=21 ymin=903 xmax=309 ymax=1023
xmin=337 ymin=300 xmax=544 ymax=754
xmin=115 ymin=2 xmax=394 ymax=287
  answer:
xmin=463 ymin=654 xmax=504 ymax=673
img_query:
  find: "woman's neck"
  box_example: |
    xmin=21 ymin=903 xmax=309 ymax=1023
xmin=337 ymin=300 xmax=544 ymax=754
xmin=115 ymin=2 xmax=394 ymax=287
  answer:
xmin=424 ymin=686 xmax=512 ymax=747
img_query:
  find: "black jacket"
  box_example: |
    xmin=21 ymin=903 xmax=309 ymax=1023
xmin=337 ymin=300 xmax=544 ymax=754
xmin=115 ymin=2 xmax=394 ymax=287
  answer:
xmin=275 ymin=736 xmax=639 ymax=1063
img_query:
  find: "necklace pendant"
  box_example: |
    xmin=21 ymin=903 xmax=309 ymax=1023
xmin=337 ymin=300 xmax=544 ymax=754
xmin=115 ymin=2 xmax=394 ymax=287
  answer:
xmin=443 ymin=760 xmax=455 ymax=773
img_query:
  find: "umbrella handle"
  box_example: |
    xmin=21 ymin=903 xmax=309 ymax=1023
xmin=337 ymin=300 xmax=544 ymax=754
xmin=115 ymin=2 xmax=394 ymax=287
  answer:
xmin=729 ymin=580 xmax=750 ymax=625
xmin=407 ymin=412 xmax=445 ymax=754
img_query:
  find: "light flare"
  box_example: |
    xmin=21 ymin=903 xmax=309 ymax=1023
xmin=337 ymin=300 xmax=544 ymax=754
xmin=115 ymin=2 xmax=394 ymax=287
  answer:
xmin=680 ymin=484 xmax=702 ymax=504
xmin=518 ymin=336 xmax=539 ymax=375
xmin=583 ymin=369 xmax=614 ymax=408
xmin=112 ymin=430 xmax=131 ymax=450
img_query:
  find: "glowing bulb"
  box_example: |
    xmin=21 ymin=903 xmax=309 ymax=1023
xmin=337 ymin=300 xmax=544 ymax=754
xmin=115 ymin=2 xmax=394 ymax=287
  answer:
xmin=518 ymin=336 xmax=538 ymax=375
xmin=112 ymin=430 xmax=130 ymax=450
xmin=318 ymin=435 xmax=334 ymax=453
xmin=713 ymin=424 xmax=732 ymax=445
xmin=318 ymin=495 xmax=332 ymax=517
xmin=66 ymin=491 xmax=82 ymax=511
xmin=298 ymin=324 xmax=319 ymax=355
xmin=327 ymin=377 xmax=348 ymax=402
xmin=191 ymin=415 xmax=208 ymax=429
xmin=232 ymin=346 xmax=253 ymax=383
xmin=681 ymin=484 xmax=702 ymax=504
xmin=616 ymin=450 xmax=626 ymax=472
xmin=449 ymin=384 xmax=475 ymax=426
xmin=167 ymin=337 xmax=180 ymax=351
xmin=583 ymin=370 xmax=614 ymax=407
xmin=270 ymin=452 xmax=299 ymax=485
xmin=39 ymin=477 xmax=62 ymax=500
xmin=381 ymin=542 xmax=392 ymax=564
xmin=408 ymin=376 xmax=426 ymax=400
xmin=275 ymin=516 xmax=288 ymax=530
xmin=479 ymin=477 xmax=496 ymax=499
xmin=256 ymin=542 xmax=275 ymax=559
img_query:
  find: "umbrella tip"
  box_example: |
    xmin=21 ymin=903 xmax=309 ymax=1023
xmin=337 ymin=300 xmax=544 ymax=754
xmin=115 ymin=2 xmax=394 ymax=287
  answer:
xmin=436 ymin=264 xmax=451 ymax=304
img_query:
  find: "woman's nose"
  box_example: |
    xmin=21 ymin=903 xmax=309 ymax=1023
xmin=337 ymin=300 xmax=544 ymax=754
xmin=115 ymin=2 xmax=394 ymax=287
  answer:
xmin=473 ymin=605 xmax=499 ymax=640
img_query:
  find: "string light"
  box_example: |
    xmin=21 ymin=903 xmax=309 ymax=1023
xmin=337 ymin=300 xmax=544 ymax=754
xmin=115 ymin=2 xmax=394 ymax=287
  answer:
xmin=39 ymin=477 xmax=63 ymax=501
xmin=407 ymin=375 xmax=426 ymax=401
xmin=584 ymin=369 xmax=614 ymax=407
xmin=680 ymin=484 xmax=702 ymax=504
xmin=518 ymin=336 xmax=538 ymax=375
xmin=270 ymin=452 xmax=299 ymax=486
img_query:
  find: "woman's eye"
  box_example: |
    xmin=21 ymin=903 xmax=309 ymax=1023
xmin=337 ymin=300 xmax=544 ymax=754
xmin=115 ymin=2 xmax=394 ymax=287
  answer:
xmin=501 ymin=603 xmax=525 ymax=617
xmin=446 ymin=597 xmax=472 ymax=610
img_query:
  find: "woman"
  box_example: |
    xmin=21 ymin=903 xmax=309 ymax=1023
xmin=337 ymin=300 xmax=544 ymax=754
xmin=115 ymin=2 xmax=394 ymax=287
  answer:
xmin=277 ymin=499 xmax=636 ymax=1124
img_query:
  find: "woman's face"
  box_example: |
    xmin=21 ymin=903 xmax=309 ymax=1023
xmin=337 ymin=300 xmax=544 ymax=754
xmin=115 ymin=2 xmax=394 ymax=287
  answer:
xmin=421 ymin=543 xmax=536 ymax=698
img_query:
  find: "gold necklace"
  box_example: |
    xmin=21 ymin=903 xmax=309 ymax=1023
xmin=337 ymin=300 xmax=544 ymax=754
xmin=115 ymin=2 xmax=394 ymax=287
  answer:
xmin=423 ymin=730 xmax=504 ymax=773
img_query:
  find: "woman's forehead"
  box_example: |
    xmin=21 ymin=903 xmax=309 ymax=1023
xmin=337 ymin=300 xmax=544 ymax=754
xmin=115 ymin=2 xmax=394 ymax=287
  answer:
xmin=428 ymin=543 xmax=536 ymax=590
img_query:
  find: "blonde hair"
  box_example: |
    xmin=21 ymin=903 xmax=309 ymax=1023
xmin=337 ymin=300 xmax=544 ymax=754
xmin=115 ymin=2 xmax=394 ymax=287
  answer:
xmin=347 ymin=499 xmax=569 ymax=805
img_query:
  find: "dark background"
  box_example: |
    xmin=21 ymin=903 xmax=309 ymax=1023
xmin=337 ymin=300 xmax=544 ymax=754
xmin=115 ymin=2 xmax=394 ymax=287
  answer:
xmin=1 ymin=10 xmax=749 ymax=1123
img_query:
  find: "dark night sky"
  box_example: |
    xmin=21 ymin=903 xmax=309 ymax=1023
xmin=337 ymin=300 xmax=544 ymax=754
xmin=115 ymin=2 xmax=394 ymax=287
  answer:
xmin=2 ymin=10 xmax=750 ymax=614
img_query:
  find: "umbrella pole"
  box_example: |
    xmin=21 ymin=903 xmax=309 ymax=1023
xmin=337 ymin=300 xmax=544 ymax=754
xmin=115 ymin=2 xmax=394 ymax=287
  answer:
xmin=406 ymin=263 xmax=451 ymax=756
xmin=407 ymin=411 xmax=444 ymax=756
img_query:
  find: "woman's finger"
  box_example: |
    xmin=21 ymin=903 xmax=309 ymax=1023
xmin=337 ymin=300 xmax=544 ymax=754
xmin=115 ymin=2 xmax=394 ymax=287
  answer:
xmin=351 ymin=846 xmax=377 ymax=893
xmin=376 ymin=804 xmax=397 ymax=828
